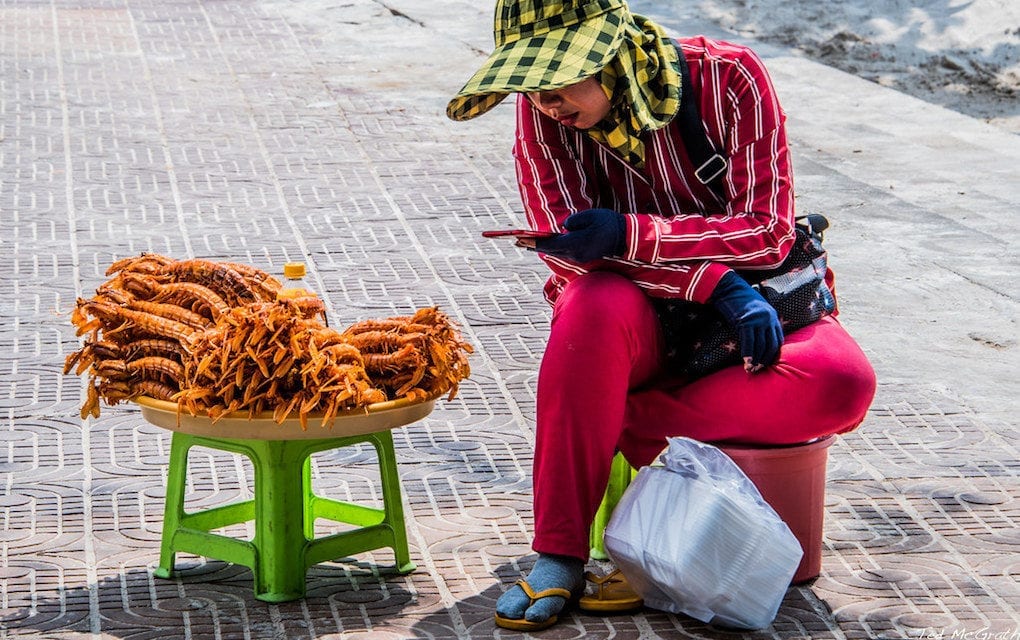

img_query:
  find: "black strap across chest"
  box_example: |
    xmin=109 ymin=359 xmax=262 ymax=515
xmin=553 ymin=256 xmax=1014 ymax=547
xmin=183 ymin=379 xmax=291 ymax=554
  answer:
xmin=674 ymin=45 xmax=728 ymax=198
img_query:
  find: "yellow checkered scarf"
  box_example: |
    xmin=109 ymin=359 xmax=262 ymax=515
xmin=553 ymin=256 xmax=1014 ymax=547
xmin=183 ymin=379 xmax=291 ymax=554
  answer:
xmin=587 ymin=13 xmax=680 ymax=168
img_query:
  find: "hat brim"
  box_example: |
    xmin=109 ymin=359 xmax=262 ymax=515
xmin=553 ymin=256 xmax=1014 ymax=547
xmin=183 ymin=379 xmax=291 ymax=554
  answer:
xmin=446 ymin=9 xmax=626 ymax=121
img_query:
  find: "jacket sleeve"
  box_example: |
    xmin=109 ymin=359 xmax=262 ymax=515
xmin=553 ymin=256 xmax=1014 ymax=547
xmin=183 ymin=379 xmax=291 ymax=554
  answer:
xmin=622 ymin=44 xmax=797 ymax=273
xmin=513 ymin=95 xmax=728 ymax=303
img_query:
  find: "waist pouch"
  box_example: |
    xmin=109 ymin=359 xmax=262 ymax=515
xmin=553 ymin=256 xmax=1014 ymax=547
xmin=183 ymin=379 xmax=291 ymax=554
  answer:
xmin=654 ymin=215 xmax=835 ymax=380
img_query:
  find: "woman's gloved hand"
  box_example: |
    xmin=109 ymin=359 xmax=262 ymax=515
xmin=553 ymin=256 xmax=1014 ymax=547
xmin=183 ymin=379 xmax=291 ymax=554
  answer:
xmin=534 ymin=209 xmax=626 ymax=263
xmin=710 ymin=271 xmax=784 ymax=372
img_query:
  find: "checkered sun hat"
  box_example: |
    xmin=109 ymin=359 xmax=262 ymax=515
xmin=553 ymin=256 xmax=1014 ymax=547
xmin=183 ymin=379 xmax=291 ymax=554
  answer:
xmin=446 ymin=0 xmax=629 ymax=121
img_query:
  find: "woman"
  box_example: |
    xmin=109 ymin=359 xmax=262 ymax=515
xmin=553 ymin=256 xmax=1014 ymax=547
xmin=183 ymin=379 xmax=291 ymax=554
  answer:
xmin=447 ymin=0 xmax=876 ymax=631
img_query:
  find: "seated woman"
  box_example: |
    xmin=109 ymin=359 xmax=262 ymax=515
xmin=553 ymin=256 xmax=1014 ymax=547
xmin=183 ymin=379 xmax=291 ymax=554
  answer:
xmin=446 ymin=0 xmax=877 ymax=631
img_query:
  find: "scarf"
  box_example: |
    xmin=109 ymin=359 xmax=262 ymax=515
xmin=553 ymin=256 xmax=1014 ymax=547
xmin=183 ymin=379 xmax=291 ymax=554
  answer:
xmin=586 ymin=12 xmax=681 ymax=168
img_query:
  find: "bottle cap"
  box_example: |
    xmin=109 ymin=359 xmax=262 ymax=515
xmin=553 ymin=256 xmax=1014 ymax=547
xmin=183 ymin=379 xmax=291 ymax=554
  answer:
xmin=283 ymin=262 xmax=306 ymax=279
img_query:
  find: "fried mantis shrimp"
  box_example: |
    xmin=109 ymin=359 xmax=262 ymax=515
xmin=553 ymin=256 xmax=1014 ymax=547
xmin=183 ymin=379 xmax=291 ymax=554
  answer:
xmin=65 ymin=253 xmax=473 ymax=428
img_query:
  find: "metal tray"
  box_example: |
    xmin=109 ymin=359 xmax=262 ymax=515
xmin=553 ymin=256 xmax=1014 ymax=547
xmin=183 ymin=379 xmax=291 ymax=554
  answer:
xmin=133 ymin=393 xmax=437 ymax=440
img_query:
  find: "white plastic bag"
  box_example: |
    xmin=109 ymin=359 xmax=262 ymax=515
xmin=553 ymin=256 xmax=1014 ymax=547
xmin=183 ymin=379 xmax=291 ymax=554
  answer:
xmin=603 ymin=437 xmax=803 ymax=629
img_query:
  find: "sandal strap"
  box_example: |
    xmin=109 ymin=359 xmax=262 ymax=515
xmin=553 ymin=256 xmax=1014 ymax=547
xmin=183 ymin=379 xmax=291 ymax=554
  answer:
xmin=515 ymin=579 xmax=573 ymax=602
xmin=584 ymin=568 xmax=628 ymax=598
xmin=584 ymin=567 xmax=625 ymax=586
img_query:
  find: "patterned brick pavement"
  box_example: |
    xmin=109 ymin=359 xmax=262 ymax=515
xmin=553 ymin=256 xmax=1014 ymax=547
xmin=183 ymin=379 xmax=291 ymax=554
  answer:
xmin=1 ymin=1 xmax=1017 ymax=639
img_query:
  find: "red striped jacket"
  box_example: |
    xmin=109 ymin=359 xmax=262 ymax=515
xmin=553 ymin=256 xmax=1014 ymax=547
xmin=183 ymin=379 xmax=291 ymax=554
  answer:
xmin=513 ymin=36 xmax=799 ymax=305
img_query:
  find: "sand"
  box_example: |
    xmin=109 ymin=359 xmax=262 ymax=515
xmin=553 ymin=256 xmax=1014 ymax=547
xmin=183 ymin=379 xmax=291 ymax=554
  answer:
xmin=681 ymin=0 xmax=1020 ymax=133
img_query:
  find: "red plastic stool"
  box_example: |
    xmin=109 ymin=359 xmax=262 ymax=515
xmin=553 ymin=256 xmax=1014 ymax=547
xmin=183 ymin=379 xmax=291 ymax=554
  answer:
xmin=715 ymin=436 xmax=835 ymax=584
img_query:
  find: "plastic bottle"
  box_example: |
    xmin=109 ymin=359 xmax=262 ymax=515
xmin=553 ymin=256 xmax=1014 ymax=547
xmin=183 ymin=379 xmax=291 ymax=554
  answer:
xmin=277 ymin=261 xmax=316 ymax=301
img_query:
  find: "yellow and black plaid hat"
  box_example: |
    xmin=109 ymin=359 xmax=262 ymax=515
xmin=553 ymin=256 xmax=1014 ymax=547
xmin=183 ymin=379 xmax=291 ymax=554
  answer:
xmin=446 ymin=0 xmax=629 ymax=121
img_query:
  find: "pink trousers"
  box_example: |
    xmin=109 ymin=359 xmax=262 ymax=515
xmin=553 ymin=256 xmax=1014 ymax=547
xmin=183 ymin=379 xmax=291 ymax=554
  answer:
xmin=532 ymin=272 xmax=877 ymax=560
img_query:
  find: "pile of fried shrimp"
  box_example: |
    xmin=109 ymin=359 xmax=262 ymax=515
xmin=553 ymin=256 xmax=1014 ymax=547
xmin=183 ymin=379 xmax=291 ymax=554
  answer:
xmin=65 ymin=253 xmax=472 ymax=428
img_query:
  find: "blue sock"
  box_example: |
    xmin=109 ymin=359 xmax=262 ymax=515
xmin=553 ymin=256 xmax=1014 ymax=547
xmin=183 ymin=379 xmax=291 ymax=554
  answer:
xmin=496 ymin=553 xmax=585 ymax=623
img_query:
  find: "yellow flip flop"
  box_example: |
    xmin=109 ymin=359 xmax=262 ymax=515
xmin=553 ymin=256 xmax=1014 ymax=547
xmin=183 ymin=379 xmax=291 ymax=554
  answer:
xmin=578 ymin=568 xmax=644 ymax=614
xmin=493 ymin=579 xmax=574 ymax=632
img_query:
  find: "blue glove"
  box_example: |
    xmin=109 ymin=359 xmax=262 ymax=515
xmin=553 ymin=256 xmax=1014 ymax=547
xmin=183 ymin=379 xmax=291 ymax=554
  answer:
xmin=534 ymin=209 xmax=626 ymax=263
xmin=710 ymin=271 xmax=784 ymax=370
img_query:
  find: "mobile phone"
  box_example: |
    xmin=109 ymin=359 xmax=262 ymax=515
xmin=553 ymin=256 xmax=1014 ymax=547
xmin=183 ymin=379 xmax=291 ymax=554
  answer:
xmin=481 ymin=229 xmax=559 ymax=239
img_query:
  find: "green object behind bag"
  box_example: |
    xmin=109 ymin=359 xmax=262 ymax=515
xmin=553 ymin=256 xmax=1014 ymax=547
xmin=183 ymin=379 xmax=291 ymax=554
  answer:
xmin=589 ymin=451 xmax=636 ymax=560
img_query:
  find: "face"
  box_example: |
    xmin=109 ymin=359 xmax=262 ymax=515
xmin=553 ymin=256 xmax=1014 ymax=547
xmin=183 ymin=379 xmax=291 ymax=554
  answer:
xmin=526 ymin=76 xmax=611 ymax=129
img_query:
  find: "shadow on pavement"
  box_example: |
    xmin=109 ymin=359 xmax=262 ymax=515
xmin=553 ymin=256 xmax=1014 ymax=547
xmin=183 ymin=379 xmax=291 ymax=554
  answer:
xmin=2 ymin=555 xmax=840 ymax=639
xmin=407 ymin=558 xmax=841 ymax=640
xmin=1 ymin=560 xmax=415 ymax=639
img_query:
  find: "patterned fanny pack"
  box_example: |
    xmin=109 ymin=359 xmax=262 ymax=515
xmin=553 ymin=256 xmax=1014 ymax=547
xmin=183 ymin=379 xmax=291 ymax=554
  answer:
xmin=654 ymin=214 xmax=835 ymax=379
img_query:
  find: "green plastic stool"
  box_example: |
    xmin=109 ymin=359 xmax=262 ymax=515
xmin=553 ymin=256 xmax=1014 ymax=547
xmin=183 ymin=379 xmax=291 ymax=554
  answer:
xmin=153 ymin=429 xmax=415 ymax=602
xmin=589 ymin=452 xmax=636 ymax=560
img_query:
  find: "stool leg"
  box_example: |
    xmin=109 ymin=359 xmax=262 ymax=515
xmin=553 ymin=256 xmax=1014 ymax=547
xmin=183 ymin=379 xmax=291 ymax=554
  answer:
xmin=250 ymin=440 xmax=310 ymax=602
xmin=303 ymin=455 xmax=315 ymax=540
xmin=153 ymin=433 xmax=191 ymax=579
xmin=371 ymin=432 xmax=415 ymax=574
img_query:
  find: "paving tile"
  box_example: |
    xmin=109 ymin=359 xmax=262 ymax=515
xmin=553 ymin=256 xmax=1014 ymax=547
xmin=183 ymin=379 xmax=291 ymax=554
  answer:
xmin=1 ymin=0 xmax=1017 ymax=638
